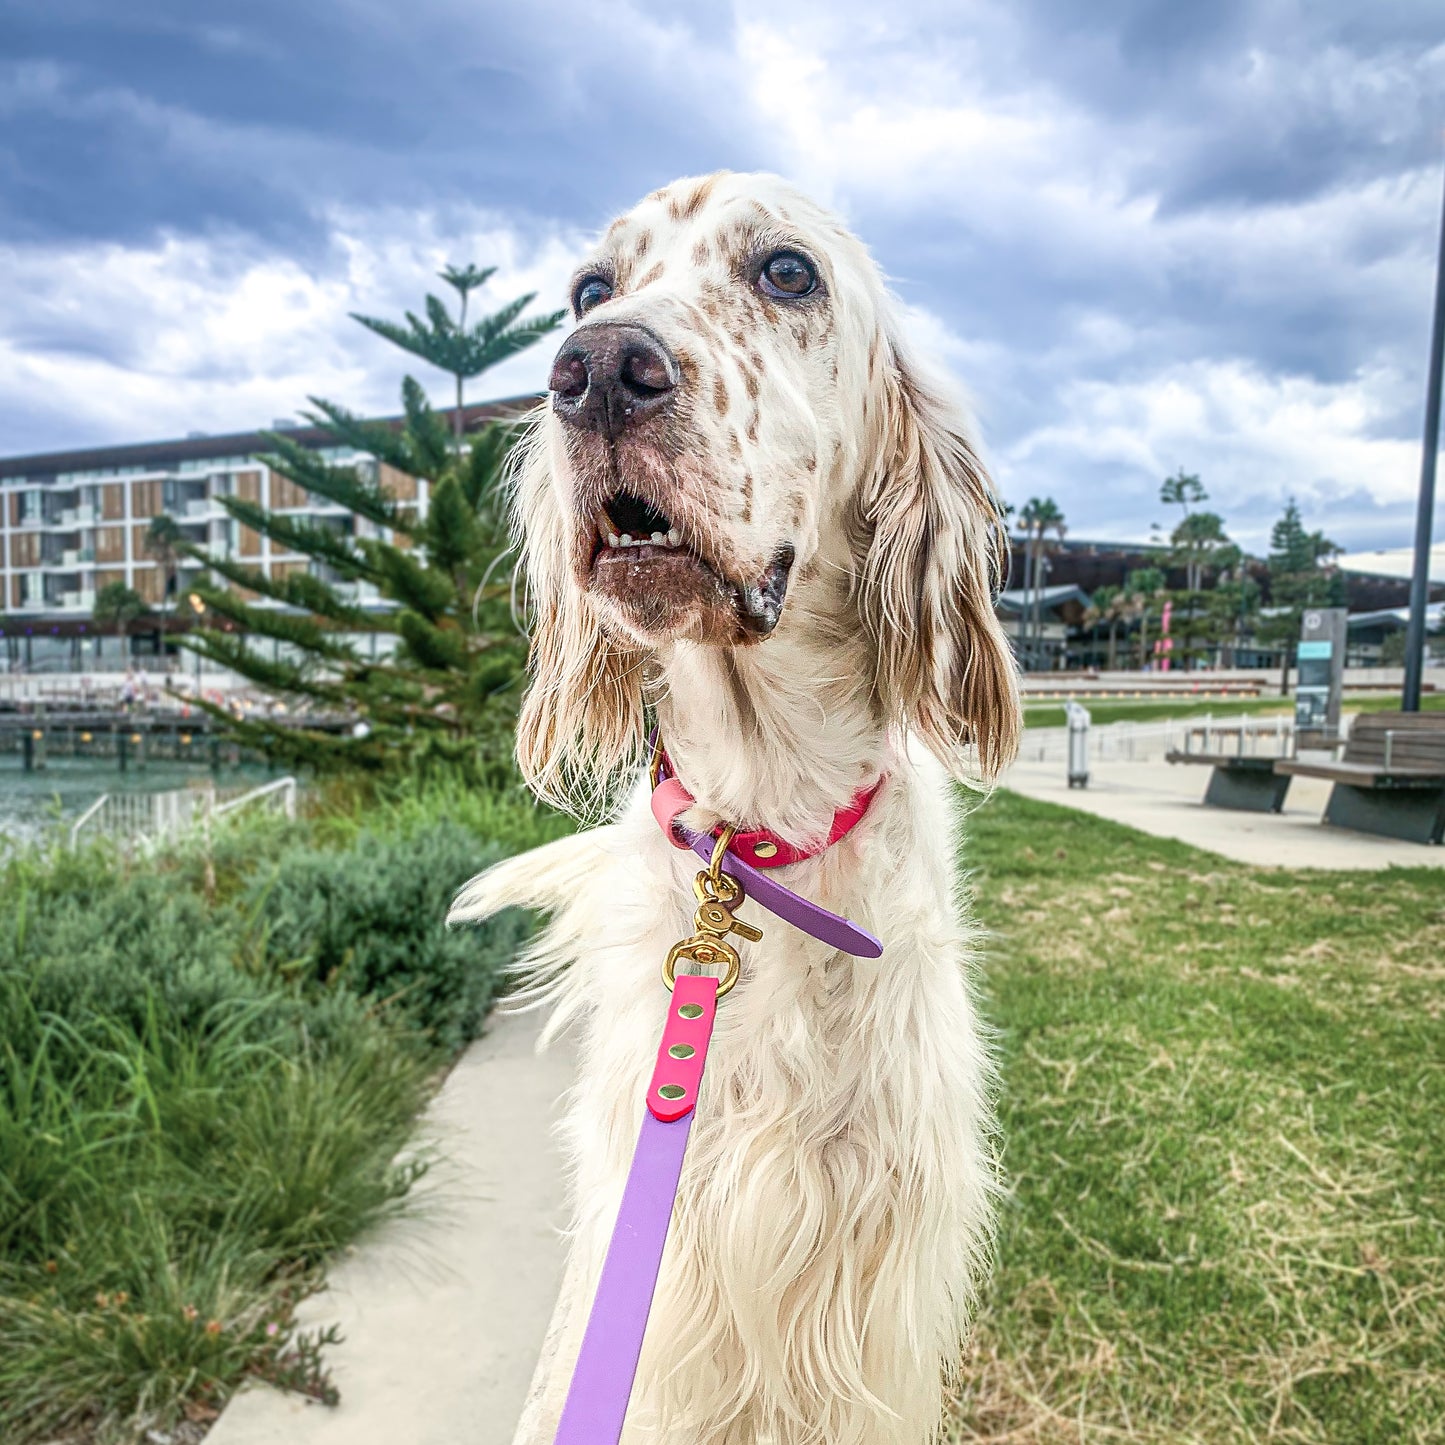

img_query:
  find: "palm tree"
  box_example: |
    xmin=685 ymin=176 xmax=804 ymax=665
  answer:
xmin=1125 ymin=567 xmax=1167 ymax=669
xmin=1084 ymin=584 xmax=1130 ymax=670
xmin=1016 ymin=497 xmax=1067 ymax=670
xmin=92 ymin=581 xmax=148 ymax=662
xmin=1159 ymin=469 xmax=1207 ymax=521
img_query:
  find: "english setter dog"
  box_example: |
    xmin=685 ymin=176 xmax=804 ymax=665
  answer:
xmin=450 ymin=171 xmax=1021 ymax=1445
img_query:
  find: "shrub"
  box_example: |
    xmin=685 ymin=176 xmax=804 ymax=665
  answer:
xmin=244 ymin=822 xmax=529 ymax=1053
xmin=0 ymin=778 xmax=561 ymax=1442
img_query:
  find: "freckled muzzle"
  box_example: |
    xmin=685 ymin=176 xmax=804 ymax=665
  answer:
xmin=547 ymin=321 xmax=795 ymax=644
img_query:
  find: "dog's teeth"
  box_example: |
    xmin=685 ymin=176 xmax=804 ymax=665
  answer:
xmin=667 ymin=528 xmax=680 ymax=547
xmin=606 ymin=534 xmax=619 ymax=548
xmin=619 ymin=533 xmax=632 ymax=546
xmin=651 ymin=531 xmax=666 ymax=545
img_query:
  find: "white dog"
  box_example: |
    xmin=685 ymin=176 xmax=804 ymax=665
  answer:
xmin=450 ymin=172 xmax=1021 ymax=1445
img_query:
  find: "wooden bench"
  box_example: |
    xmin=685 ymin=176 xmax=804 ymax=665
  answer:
xmin=1275 ymin=712 xmax=1445 ymax=844
xmin=1166 ymin=722 xmax=1299 ymax=812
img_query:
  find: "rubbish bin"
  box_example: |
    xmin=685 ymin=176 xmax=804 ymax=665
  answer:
xmin=1065 ymin=701 xmax=1090 ymax=789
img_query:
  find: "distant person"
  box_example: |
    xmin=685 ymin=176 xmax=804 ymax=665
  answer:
xmin=120 ymin=667 xmax=137 ymax=711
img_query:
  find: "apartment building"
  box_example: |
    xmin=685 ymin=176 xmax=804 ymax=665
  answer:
xmin=0 ymin=399 xmax=531 ymax=664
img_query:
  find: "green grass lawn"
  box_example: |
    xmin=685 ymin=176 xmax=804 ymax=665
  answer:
xmin=1024 ymin=690 xmax=1445 ymax=729
xmin=950 ymin=790 xmax=1445 ymax=1444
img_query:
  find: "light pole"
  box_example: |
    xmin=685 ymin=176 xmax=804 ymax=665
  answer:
xmin=1403 ymin=156 xmax=1445 ymax=712
xmin=187 ymin=592 xmax=205 ymax=696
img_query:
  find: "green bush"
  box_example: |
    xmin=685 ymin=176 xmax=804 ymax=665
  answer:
xmin=244 ymin=823 xmax=530 ymax=1053
xmin=0 ymin=781 xmax=561 ymax=1443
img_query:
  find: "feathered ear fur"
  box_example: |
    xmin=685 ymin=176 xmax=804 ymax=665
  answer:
xmin=511 ymin=418 xmax=647 ymax=815
xmin=855 ymin=337 xmax=1021 ymax=784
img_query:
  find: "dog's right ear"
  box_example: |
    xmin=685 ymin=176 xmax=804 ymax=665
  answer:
xmin=512 ymin=420 xmax=647 ymax=815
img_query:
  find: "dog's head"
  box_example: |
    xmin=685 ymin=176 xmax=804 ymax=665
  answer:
xmin=515 ymin=171 xmax=1019 ymax=808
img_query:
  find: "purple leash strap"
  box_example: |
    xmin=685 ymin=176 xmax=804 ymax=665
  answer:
xmin=550 ymin=768 xmax=881 ymax=1442
xmin=674 ymin=821 xmax=882 ymax=958
xmin=551 ymin=973 xmax=719 ymax=1444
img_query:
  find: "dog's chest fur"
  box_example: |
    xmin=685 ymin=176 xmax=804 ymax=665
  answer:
xmin=528 ymin=756 xmax=994 ymax=1444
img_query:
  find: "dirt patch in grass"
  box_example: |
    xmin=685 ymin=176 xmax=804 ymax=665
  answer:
xmin=949 ymin=790 xmax=1445 ymax=1444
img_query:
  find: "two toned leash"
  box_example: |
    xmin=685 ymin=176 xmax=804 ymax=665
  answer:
xmin=552 ymin=742 xmax=883 ymax=1445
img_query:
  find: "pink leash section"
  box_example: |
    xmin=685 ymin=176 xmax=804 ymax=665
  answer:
xmin=550 ymin=777 xmax=883 ymax=1444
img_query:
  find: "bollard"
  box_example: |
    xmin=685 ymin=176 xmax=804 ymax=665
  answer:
xmin=1066 ymin=701 xmax=1091 ymax=789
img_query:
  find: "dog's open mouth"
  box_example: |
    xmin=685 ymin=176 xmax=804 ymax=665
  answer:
xmin=589 ymin=487 xmax=794 ymax=637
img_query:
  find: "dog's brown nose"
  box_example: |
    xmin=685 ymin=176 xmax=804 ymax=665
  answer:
xmin=549 ymin=323 xmax=678 ymax=435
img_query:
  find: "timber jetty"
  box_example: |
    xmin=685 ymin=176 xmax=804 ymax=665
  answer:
xmin=0 ymin=704 xmax=355 ymax=772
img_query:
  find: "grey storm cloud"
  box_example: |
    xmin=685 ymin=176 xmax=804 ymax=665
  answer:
xmin=0 ymin=0 xmax=1441 ymax=552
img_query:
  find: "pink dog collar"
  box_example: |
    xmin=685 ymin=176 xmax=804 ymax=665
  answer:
xmin=649 ymin=748 xmax=884 ymax=959
xmin=650 ymin=749 xmax=884 ymax=868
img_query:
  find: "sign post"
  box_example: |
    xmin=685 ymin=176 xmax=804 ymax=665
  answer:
xmin=1295 ymin=607 xmax=1347 ymax=748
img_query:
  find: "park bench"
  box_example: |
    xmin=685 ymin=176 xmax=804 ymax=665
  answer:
xmin=1274 ymin=712 xmax=1445 ymax=844
xmin=1165 ymin=720 xmax=1301 ymax=813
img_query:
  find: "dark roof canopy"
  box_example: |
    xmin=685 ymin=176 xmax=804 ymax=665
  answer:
xmin=0 ymin=395 xmax=541 ymax=481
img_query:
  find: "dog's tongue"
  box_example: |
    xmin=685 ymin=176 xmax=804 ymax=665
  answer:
xmin=733 ymin=547 xmax=795 ymax=635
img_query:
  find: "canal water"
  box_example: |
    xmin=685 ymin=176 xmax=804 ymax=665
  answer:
xmin=0 ymin=756 xmax=271 ymax=853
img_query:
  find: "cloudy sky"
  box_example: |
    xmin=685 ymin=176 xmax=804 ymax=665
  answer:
xmin=1 ymin=0 xmax=1442 ymax=552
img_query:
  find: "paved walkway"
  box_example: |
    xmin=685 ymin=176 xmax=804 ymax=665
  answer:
xmin=1006 ymin=753 xmax=1445 ymax=869
xmin=209 ymin=1008 xmax=573 ymax=1445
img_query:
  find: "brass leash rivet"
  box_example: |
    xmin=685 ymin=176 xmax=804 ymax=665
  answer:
xmin=668 ymin=1043 xmax=696 ymax=1059
xmin=658 ymin=1084 xmax=687 ymax=1100
xmin=678 ymin=1003 xmax=703 ymax=1019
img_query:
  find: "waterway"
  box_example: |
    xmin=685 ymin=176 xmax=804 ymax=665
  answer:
xmin=0 ymin=756 xmax=271 ymax=853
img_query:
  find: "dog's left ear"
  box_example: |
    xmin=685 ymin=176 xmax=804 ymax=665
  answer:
xmin=855 ymin=336 xmax=1021 ymax=784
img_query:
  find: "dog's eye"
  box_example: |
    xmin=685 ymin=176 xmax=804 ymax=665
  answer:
xmin=574 ymin=276 xmax=613 ymax=315
xmin=758 ymin=251 xmax=817 ymax=299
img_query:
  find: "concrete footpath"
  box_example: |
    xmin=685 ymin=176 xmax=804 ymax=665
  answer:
xmin=208 ymin=1009 xmax=574 ymax=1445
xmin=1007 ymin=753 xmax=1445 ymax=870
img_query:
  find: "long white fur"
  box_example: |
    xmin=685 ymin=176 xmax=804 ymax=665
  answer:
xmin=449 ymin=172 xmax=1020 ymax=1445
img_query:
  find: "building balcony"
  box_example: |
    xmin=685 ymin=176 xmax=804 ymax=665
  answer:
xmin=58 ymin=505 xmax=96 ymax=528
xmin=58 ymin=590 xmax=97 ymax=612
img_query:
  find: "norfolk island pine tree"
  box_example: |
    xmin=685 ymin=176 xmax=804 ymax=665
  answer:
xmin=174 ymin=267 xmax=564 ymax=780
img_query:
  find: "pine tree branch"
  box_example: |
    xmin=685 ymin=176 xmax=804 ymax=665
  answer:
xmin=401 ymin=377 xmax=452 ymax=475
xmin=472 ymin=294 xmax=533 ymax=344
xmin=366 ymin=542 xmax=455 ymax=620
xmin=213 ymin=497 xmax=381 ymax=581
xmin=259 ymin=433 xmax=412 ymax=533
xmin=469 ymin=312 xmax=568 ymax=372
xmin=182 ymin=629 xmax=342 ymax=702
xmin=188 ymin=587 xmax=362 ymax=665
xmin=300 ymin=396 xmax=419 ymax=476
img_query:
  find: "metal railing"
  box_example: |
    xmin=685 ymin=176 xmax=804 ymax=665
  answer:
xmin=69 ymin=776 xmax=298 ymax=851
xmin=213 ymin=775 xmax=297 ymax=821
xmin=1019 ymin=713 xmax=1294 ymax=766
